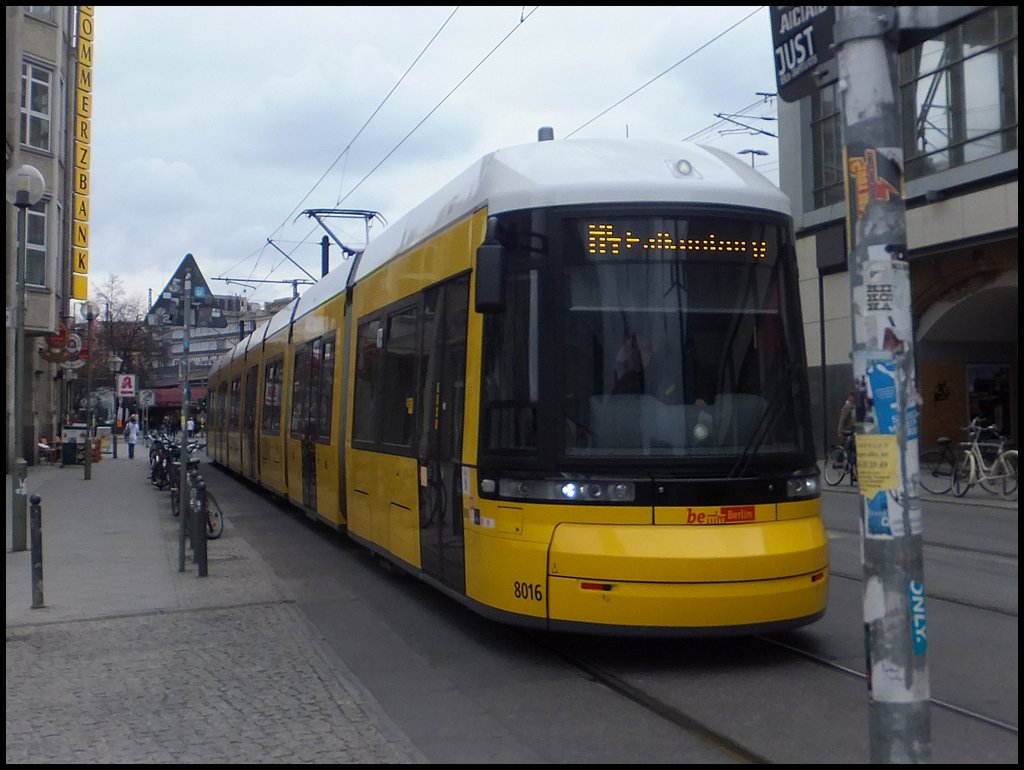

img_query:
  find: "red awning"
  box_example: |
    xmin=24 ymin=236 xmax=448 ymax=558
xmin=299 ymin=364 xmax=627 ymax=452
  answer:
xmin=153 ymin=385 xmax=207 ymax=407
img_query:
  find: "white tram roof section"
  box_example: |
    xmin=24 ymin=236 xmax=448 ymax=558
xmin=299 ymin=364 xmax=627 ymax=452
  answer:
xmin=264 ymin=296 xmax=299 ymax=341
xmin=349 ymin=137 xmax=792 ymax=285
xmin=245 ymin=319 xmax=271 ymax=357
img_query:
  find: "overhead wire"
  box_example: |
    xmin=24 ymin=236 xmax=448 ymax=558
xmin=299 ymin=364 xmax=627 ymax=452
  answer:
xmin=239 ymin=6 xmax=773 ymax=301
xmin=244 ymin=7 xmax=468 ymax=300
xmin=567 ymin=6 xmax=766 ymax=138
xmin=333 ymin=6 xmax=540 ymax=207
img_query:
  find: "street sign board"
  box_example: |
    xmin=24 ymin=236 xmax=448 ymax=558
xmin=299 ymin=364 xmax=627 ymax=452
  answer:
xmin=139 ymin=389 xmax=155 ymax=407
xmin=116 ymin=373 xmax=138 ymax=398
xmin=770 ymin=6 xmax=837 ymax=103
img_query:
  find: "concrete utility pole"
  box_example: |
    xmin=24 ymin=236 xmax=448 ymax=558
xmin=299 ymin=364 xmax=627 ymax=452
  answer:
xmin=833 ymin=6 xmax=930 ymax=762
xmin=178 ymin=270 xmax=192 ymax=572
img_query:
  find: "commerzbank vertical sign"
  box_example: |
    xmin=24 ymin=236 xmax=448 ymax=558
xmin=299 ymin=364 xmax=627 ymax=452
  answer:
xmin=72 ymin=6 xmax=94 ymax=300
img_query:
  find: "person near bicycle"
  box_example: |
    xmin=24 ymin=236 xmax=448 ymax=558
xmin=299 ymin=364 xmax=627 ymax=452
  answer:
xmin=837 ymin=391 xmax=858 ymax=479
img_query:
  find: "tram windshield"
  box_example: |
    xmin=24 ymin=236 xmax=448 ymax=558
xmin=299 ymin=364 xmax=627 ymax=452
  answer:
xmin=480 ymin=210 xmax=812 ymax=463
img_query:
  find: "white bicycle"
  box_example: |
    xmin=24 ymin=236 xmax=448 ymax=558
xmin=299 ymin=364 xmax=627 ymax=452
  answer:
xmin=952 ymin=417 xmax=1017 ymax=500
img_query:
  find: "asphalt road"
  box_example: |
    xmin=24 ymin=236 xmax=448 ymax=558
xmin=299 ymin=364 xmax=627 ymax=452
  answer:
xmin=203 ymin=462 xmax=1018 ymax=764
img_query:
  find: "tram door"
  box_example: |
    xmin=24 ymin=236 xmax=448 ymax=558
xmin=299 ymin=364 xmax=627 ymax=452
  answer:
xmin=418 ymin=277 xmax=469 ymax=592
xmin=243 ymin=365 xmax=258 ymax=478
xmin=291 ymin=339 xmax=323 ymax=511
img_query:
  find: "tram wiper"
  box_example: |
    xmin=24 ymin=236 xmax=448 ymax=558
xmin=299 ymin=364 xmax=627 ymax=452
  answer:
xmin=726 ymin=364 xmax=798 ymax=479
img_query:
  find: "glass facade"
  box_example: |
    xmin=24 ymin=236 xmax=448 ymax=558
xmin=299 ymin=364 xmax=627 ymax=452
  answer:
xmin=812 ymin=6 xmax=1018 ymax=206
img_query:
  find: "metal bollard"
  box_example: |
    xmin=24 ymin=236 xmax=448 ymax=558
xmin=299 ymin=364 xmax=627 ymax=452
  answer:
xmin=194 ymin=479 xmax=208 ymax=577
xmin=30 ymin=494 xmax=44 ymax=608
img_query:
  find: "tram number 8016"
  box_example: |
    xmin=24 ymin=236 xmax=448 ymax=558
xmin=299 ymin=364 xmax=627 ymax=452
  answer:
xmin=514 ymin=581 xmax=544 ymax=602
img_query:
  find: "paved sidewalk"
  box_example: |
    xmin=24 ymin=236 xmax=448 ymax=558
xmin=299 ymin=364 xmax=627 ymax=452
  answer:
xmin=6 ymin=449 xmax=425 ymax=764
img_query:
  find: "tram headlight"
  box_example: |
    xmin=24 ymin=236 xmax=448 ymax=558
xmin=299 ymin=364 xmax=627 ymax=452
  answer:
xmin=786 ymin=467 xmax=820 ymax=499
xmin=495 ymin=477 xmax=636 ymax=503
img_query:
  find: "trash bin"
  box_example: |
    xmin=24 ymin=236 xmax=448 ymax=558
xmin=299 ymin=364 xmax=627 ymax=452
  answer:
xmin=62 ymin=439 xmax=80 ymax=465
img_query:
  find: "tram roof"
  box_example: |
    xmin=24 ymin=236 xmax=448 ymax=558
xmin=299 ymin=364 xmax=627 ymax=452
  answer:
xmin=347 ymin=137 xmax=792 ymax=286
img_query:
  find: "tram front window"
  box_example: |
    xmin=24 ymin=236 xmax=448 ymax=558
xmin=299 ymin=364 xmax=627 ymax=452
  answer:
xmin=562 ymin=215 xmax=800 ymax=458
xmin=479 ymin=211 xmax=808 ymax=462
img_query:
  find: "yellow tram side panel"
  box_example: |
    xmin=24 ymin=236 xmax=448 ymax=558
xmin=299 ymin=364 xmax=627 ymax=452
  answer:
xmin=283 ymin=435 xmax=342 ymax=527
xmin=237 ymin=363 xmax=254 ymax=479
xmin=347 ymin=449 xmax=422 ymax=568
xmin=258 ymin=329 xmax=290 ymax=496
xmin=219 ymin=352 xmax=243 ymax=474
xmin=285 ymin=302 xmax=344 ymax=525
xmin=460 ymin=467 xmax=828 ymax=628
xmin=206 ymin=369 xmax=223 ymax=464
xmin=316 ymin=441 xmax=343 ymax=527
xmin=343 ymin=209 xmax=486 ymax=566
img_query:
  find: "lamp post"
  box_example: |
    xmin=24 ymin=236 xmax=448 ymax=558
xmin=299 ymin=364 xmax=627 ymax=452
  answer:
xmin=738 ymin=148 xmax=768 ymax=169
xmin=6 ymin=163 xmax=46 ymax=553
xmin=108 ymin=353 xmax=123 ymax=458
xmin=82 ymin=300 xmax=100 ymax=480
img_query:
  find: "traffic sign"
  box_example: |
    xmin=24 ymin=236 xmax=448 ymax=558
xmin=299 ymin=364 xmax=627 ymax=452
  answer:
xmin=139 ymin=389 xmax=155 ymax=407
xmin=770 ymin=6 xmax=837 ymax=103
xmin=146 ymin=253 xmax=227 ymax=328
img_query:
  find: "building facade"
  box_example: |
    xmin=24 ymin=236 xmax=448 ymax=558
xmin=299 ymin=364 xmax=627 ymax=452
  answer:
xmin=6 ymin=6 xmax=80 ymax=470
xmin=777 ymin=6 xmax=1018 ymax=456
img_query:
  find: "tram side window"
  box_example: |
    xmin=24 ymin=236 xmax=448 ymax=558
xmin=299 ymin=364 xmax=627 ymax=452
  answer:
xmin=244 ymin=365 xmax=258 ymax=432
xmin=352 ymin=320 xmax=382 ymax=444
xmin=262 ymin=356 xmax=284 ymax=434
xmin=480 ymin=269 xmax=539 ymax=452
xmin=316 ymin=335 xmax=335 ymax=443
xmin=218 ymin=383 xmax=228 ymax=433
xmin=291 ymin=343 xmax=311 ymax=436
xmin=380 ymin=306 xmax=419 ymax=449
xmin=230 ymin=377 xmax=242 ymax=427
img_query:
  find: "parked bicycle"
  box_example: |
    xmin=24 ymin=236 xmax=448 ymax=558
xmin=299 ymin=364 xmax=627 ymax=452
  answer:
xmin=918 ymin=436 xmax=959 ymax=494
xmin=823 ymin=430 xmax=857 ymax=487
xmin=168 ymin=440 xmax=224 ymax=539
xmin=149 ymin=432 xmax=175 ymax=490
xmin=952 ymin=417 xmax=1017 ymax=500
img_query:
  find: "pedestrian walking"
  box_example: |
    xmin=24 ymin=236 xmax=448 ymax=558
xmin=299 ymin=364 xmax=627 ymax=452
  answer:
xmin=187 ymin=417 xmax=195 ymax=438
xmin=124 ymin=414 xmax=140 ymax=459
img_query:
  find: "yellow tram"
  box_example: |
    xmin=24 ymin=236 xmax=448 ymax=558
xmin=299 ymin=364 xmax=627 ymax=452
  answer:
xmin=207 ymin=133 xmax=829 ymax=635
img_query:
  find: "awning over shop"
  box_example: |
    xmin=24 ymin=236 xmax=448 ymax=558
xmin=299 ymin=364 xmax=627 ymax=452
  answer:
xmin=153 ymin=385 xmax=207 ymax=407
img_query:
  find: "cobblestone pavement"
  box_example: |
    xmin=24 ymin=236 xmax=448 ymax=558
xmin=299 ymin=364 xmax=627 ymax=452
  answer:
xmin=6 ymin=454 xmax=425 ymax=764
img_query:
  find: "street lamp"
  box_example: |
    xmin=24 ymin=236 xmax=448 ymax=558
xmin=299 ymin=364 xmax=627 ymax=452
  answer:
xmin=82 ymin=300 xmax=100 ymax=480
xmin=738 ymin=148 xmax=769 ymax=169
xmin=108 ymin=353 xmax=123 ymax=458
xmin=6 ymin=163 xmax=46 ymax=553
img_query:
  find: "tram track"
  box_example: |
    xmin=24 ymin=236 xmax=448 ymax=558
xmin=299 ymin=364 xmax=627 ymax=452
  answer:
xmin=759 ymin=634 xmax=1019 ymax=735
xmin=533 ymin=622 xmax=1016 ymax=766
xmin=532 ymin=633 xmax=773 ymax=764
xmin=828 ymin=568 xmax=1018 ymax=618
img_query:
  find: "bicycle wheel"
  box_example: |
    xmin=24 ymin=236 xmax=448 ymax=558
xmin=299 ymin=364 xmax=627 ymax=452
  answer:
xmin=918 ymin=449 xmax=953 ymax=494
xmin=205 ymin=491 xmax=224 ymax=539
xmin=823 ymin=445 xmax=848 ymax=486
xmin=994 ymin=450 xmax=1017 ymax=500
xmin=952 ymin=453 xmax=975 ymax=497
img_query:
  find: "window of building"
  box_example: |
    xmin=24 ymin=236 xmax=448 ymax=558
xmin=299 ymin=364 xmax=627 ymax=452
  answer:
xmin=20 ymin=61 xmax=52 ymax=151
xmin=901 ymin=6 xmax=1017 ymax=180
xmin=811 ymin=7 xmax=1017 ymax=205
xmin=25 ymin=6 xmax=54 ymax=22
xmin=17 ymin=200 xmax=48 ymax=287
xmin=811 ymin=82 xmax=844 ymax=208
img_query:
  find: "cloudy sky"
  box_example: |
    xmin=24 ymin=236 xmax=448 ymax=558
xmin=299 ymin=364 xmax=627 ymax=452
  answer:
xmin=88 ymin=6 xmax=781 ymax=308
